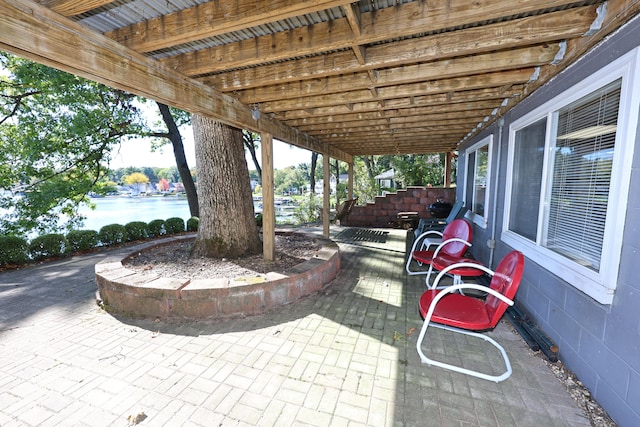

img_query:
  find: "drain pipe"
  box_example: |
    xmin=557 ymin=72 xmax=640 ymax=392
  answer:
xmin=488 ymin=118 xmax=504 ymax=269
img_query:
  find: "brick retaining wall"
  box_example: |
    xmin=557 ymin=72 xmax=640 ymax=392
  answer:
xmin=342 ymin=187 xmax=456 ymax=228
xmin=95 ymin=232 xmax=340 ymax=320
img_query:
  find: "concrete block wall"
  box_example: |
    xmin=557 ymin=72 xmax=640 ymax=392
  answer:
xmin=342 ymin=187 xmax=456 ymax=228
xmin=456 ymin=16 xmax=640 ymax=425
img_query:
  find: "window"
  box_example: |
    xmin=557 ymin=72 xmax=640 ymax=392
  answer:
xmin=503 ymin=48 xmax=639 ymax=304
xmin=545 ymin=81 xmax=620 ymax=271
xmin=464 ymin=136 xmax=492 ymax=228
xmin=508 ymin=118 xmax=546 ymax=241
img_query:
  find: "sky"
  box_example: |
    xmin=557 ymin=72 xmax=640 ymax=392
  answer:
xmin=109 ymin=126 xmax=314 ymax=171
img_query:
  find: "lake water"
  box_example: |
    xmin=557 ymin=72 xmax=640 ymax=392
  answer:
xmin=78 ymin=196 xmax=192 ymax=231
xmin=77 ymin=196 xmax=297 ymax=231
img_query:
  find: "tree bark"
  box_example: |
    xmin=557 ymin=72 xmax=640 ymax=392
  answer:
xmin=310 ymin=152 xmax=318 ymax=195
xmin=243 ymin=131 xmax=262 ymax=181
xmin=156 ymin=102 xmax=199 ymax=218
xmin=192 ymin=115 xmax=261 ymax=258
xmin=363 ymin=155 xmax=376 ymax=179
xmin=334 ymin=159 xmax=340 ymax=206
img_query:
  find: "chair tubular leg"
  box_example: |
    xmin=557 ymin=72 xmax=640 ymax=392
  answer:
xmin=416 ymin=322 xmax=513 ymax=383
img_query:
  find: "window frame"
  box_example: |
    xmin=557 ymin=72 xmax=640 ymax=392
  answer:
xmin=463 ymin=135 xmax=493 ymax=228
xmin=502 ymin=47 xmax=640 ymax=304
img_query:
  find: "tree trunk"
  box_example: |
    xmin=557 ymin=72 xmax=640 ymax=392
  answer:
xmin=156 ymin=102 xmax=199 ymax=218
xmin=310 ymin=152 xmax=318 ymax=195
xmin=243 ymin=131 xmax=262 ymax=181
xmin=334 ymin=159 xmax=340 ymax=206
xmin=363 ymin=155 xmax=376 ymax=179
xmin=192 ymin=115 xmax=261 ymax=258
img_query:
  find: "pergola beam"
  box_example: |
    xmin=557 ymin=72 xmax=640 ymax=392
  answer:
xmin=256 ymin=69 xmax=534 ymax=113
xmin=38 ymin=0 xmax=117 ymax=17
xmin=206 ymin=7 xmax=595 ymax=92
xmin=234 ymin=46 xmax=559 ymax=105
xmin=0 ymin=0 xmax=352 ymax=164
xmin=274 ymin=87 xmax=524 ymax=120
xmin=162 ymin=0 xmax=586 ymax=76
xmin=106 ymin=0 xmax=355 ymax=53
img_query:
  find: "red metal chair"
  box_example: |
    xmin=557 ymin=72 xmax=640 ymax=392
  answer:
xmin=428 ymin=253 xmax=485 ymax=289
xmin=416 ymin=250 xmax=525 ymax=382
xmin=405 ymin=218 xmax=472 ymax=277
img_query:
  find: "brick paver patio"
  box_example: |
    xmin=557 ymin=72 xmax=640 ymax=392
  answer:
xmin=0 ymin=227 xmax=590 ymax=426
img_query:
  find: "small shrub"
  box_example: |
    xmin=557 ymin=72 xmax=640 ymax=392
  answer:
xmin=255 ymin=213 xmax=263 ymax=227
xmin=0 ymin=236 xmax=29 ymax=265
xmin=28 ymin=233 xmax=68 ymax=261
xmin=186 ymin=216 xmax=199 ymax=232
xmin=125 ymin=221 xmax=149 ymax=241
xmin=148 ymin=219 xmax=166 ymax=238
xmin=98 ymin=224 xmax=126 ymax=246
xmin=165 ymin=217 xmax=185 ymax=234
xmin=294 ymin=195 xmax=321 ymax=224
xmin=66 ymin=230 xmax=99 ymax=252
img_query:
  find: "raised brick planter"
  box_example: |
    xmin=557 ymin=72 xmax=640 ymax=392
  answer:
xmin=95 ymin=232 xmax=340 ymax=320
xmin=343 ymin=186 xmax=456 ymax=228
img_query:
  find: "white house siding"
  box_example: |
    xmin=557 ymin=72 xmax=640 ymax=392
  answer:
xmin=458 ymin=15 xmax=640 ymax=426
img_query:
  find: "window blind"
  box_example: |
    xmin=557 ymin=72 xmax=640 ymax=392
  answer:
xmin=544 ymin=79 xmax=621 ymax=271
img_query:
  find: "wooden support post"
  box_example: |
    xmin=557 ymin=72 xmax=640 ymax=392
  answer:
xmin=348 ymin=162 xmax=354 ymax=200
xmin=444 ymin=152 xmax=453 ymax=188
xmin=261 ymin=132 xmax=275 ymax=261
xmin=323 ymin=153 xmax=330 ymax=238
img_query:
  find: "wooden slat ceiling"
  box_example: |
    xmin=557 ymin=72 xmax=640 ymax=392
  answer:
xmin=7 ymin=0 xmax=640 ymax=159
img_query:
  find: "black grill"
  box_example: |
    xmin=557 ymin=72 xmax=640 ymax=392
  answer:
xmin=428 ymin=200 xmax=452 ymax=218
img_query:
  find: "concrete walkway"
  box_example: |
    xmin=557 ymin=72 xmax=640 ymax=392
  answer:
xmin=0 ymin=227 xmax=590 ymax=426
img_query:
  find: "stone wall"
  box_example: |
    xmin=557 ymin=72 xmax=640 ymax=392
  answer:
xmin=95 ymin=233 xmax=340 ymax=320
xmin=342 ymin=187 xmax=457 ymax=228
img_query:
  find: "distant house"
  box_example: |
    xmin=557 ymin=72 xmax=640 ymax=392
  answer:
xmin=312 ymin=175 xmax=337 ymax=194
xmin=172 ymin=182 xmax=185 ymax=193
xmin=457 ymin=17 xmax=640 ymax=426
xmin=374 ymin=169 xmax=396 ymax=194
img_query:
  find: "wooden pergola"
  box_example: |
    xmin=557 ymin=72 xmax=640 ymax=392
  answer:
xmin=1 ymin=0 xmax=638 ymax=258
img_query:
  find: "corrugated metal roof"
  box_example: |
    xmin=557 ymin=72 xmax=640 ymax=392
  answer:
xmin=77 ymin=0 xmax=602 ymax=59
xmin=74 ymin=0 xmax=210 ymax=32
xmin=18 ymin=0 xmax=621 ymax=157
xmin=148 ymin=9 xmax=349 ymax=59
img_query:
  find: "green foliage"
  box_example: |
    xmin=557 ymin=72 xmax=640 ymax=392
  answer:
xmin=0 ymin=235 xmax=29 ymax=265
xmin=353 ymin=157 xmax=381 ymax=204
xmin=349 ymin=154 xmax=452 ymax=203
xmin=294 ymin=194 xmax=321 ymax=224
xmin=148 ymin=219 xmax=166 ymax=237
xmin=255 ymin=213 xmax=263 ymax=227
xmin=66 ymin=230 xmax=98 ymax=252
xmin=392 ymin=154 xmax=445 ymax=187
xmin=98 ymin=224 xmax=126 ymax=246
xmin=243 ymin=131 xmax=262 ymax=174
xmin=93 ymin=179 xmax=118 ymax=195
xmin=186 ymin=216 xmax=199 ymax=232
xmin=140 ymin=167 xmax=158 ymax=183
xmin=274 ymin=166 xmax=307 ymax=195
xmin=0 ymin=52 xmax=147 ymax=236
xmin=156 ymin=166 xmax=180 ymax=183
xmin=335 ymin=182 xmax=348 ymax=203
xmin=124 ymin=221 xmax=149 ymax=241
xmin=248 ymin=170 xmax=261 ymax=182
xmin=28 ymin=234 xmax=68 ymax=260
xmin=165 ymin=217 xmax=185 ymax=234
